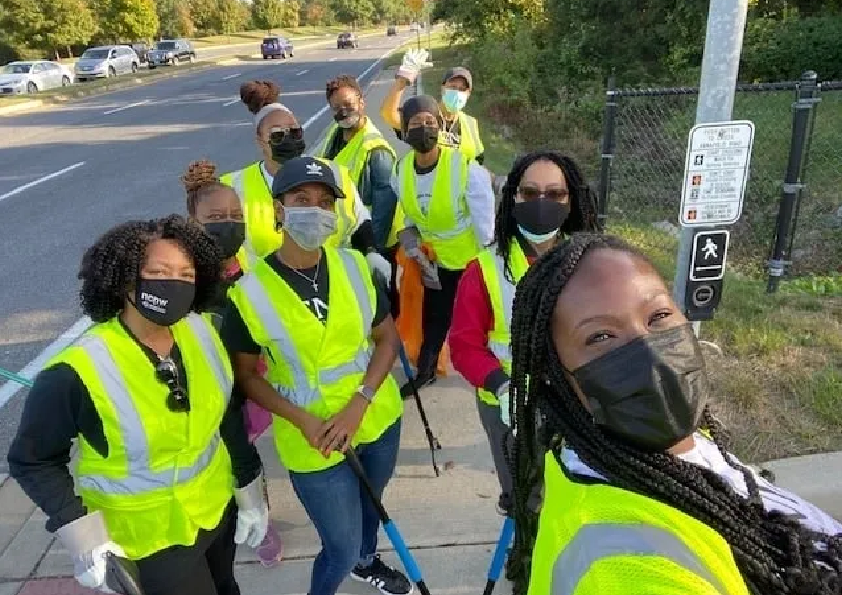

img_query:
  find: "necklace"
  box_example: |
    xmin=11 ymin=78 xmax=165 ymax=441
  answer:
xmin=286 ymin=258 xmax=320 ymax=292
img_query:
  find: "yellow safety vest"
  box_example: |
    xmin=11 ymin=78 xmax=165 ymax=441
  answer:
xmin=529 ymin=451 xmax=750 ymax=595
xmin=228 ymin=248 xmax=403 ymax=473
xmin=49 ymin=314 xmax=235 ymax=561
xmin=221 ymin=160 xmax=359 ymax=271
xmin=393 ymin=146 xmax=481 ymax=270
xmin=315 ymin=118 xmax=397 ymax=185
xmin=475 ymin=241 xmax=530 ymax=405
xmin=440 ymin=112 xmax=484 ymax=162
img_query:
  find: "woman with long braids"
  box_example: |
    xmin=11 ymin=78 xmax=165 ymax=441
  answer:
xmin=448 ymin=150 xmax=599 ymax=516
xmin=507 ymin=233 xmax=842 ymax=595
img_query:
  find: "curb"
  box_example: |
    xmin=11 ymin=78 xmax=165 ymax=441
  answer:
xmin=761 ymin=450 xmax=842 ymax=519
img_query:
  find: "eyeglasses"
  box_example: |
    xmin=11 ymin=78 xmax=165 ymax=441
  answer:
xmin=156 ymin=358 xmax=190 ymax=413
xmin=268 ymin=127 xmax=303 ymax=144
xmin=517 ymin=187 xmax=570 ymax=202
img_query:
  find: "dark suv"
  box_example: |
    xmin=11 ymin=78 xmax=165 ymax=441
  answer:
xmin=147 ymin=39 xmax=196 ymax=68
xmin=386 ymin=25 xmax=396 ymax=36
xmin=261 ymin=36 xmax=294 ymax=59
xmin=337 ymin=32 xmax=358 ymax=49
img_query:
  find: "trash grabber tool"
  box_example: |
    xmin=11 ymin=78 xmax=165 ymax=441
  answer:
xmin=105 ymin=552 xmax=145 ymax=595
xmin=346 ymin=448 xmax=433 ymax=595
xmin=483 ymin=516 xmax=514 ymax=595
xmin=0 ymin=367 xmax=33 ymax=388
xmin=397 ymin=343 xmax=441 ymax=477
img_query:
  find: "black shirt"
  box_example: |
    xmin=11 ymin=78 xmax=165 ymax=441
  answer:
xmin=7 ymin=318 xmax=262 ymax=534
xmin=222 ymin=250 xmax=391 ymax=356
xmin=394 ymin=118 xmax=485 ymax=165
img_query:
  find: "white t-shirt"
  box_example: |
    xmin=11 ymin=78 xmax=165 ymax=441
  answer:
xmin=560 ymin=433 xmax=842 ymax=537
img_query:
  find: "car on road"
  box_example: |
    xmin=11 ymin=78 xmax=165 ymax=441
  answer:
xmin=147 ymin=39 xmax=196 ymax=68
xmin=261 ymin=36 xmax=294 ymax=59
xmin=337 ymin=32 xmax=358 ymax=49
xmin=75 ymin=46 xmax=139 ymax=82
xmin=0 ymin=60 xmax=74 ymax=94
xmin=387 ymin=25 xmax=397 ymax=36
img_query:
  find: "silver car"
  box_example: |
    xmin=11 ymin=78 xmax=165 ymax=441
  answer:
xmin=0 ymin=61 xmax=74 ymax=94
xmin=75 ymin=45 xmax=139 ymax=82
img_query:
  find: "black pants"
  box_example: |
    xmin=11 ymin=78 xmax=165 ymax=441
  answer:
xmin=418 ymin=266 xmax=464 ymax=374
xmin=135 ymin=499 xmax=240 ymax=595
xmin=384 ymin=245 xmax=401 ymax=321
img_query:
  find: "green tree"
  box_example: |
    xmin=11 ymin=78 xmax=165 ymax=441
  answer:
xmin=157 ymin=0 xmax=195 ymax=37
xmin=96 ymin=0 xmax=159 ymax=41
xmin=43 ymin=0 xmax=97 ymax=58
xmin=188 ymin=0 xmax=218 ymax=31
xmin=282 ymin=0 xmax=300 ymax=26
xmin=215 ymin=0 xmax=248 ymax=36
xmin=0 ymin=0 xmax=48 ymax=49
xmin=330 ymin=0 xmax=375 ymax=25
xmin=252 ymin=0 xmax=284 ymax=31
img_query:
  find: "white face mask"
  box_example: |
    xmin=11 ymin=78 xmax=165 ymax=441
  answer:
xmin=281 ymin=206 xmax=337 ymax=251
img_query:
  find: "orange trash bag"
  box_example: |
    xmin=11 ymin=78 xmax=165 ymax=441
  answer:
xmin=395 ymin=245 xmax=449 ymax=377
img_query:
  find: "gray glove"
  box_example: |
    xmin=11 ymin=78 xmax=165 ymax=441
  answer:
xmin=366 ymin=251 xmax=392 ymax=289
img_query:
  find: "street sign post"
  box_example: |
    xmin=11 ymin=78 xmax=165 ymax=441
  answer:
xmin=679 ymin=121 xmax=755 ymax=227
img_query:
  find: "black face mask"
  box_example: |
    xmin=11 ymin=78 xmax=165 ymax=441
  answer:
xmin=204 ymin=221 xmax=245 ymax=260
xmin=405 ymin=125 xmax=439 ymax=153
xmin=512 ymin=200 xmax=571 ymax=236
xmin=569 ymin=324 xmax=709 ymax=452
xmin=132 ymin=279 xmax=195 ymax=327
xmin=269 ymin=136 xmax=306 ymax=164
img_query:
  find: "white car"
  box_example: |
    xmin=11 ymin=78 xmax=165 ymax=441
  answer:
xmin=0 ymin=61 xmax=74 ymax=95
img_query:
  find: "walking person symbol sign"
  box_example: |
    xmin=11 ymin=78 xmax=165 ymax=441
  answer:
xmin=689 ymin=230 xmax=730 ymax=282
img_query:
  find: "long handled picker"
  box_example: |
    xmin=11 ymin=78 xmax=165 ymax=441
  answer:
xmin=397 ymin=344 xmax=442 ymax=477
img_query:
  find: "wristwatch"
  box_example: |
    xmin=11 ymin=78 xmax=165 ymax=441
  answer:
xmin=356 ymin=384 xmax=375 ymax=403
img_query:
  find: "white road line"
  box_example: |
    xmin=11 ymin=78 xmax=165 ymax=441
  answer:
xmin=329 ymin=57 xmax=337 ymax=62
xmin=296 ymin=69 xmax=309 ymax=76
xmin=0 ymin=46 xmax=402 ymax=409
xmin=222 ymin=97 xmax=240 ymax=107
xmin=0 ymin=162 xmax=85 ymax=203
xmin=102 ymin=99 xmax=150 ymax=115
xmin=222 ymin=72 xmax=241 ymax=81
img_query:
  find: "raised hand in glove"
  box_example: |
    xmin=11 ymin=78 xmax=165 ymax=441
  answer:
xmin=396 ymin=48 xmax=433 ymax=84
xmin=234 ymin=473 xmax=270 ymax=548
xmin=56 ymin=510 xmax=125 ymax=593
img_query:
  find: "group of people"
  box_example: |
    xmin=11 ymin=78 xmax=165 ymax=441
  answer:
xmin=7 ymin=46 xmax=842 ymax=595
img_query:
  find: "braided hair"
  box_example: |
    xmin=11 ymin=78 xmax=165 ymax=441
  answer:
xmin=506 ymin=232 xmax=842 ymax=595
xmin=79 ymin=215 xmax=222 ymax=322
xmin=182 ymin=159 xmax=228 ymax=215
xmin=494 ymin=151 xmax=601 ymax=284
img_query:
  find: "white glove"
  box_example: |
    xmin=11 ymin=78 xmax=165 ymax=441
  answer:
xmin=234 ymin=473 xmax=270 ymax=548
xmin=396 ymin=48 xmax=433 ymax=84
xmin=56 ymin=511 xmax=123 ymax=593
xmin=366 ymin=251 xmax=392 ymax=289
xmin=498 ymin=380 xmax=511 ymax=426
xmin=492 ymin=174 xmax=507 ymax=197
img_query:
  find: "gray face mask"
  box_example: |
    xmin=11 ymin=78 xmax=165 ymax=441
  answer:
xmin=281 ymin=206 xmax=338 ymax=251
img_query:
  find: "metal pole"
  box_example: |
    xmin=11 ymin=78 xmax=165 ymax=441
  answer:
xmin=597 ymin=76 xmax=618 ymax=225
xmin=766 ymin=70 xmax=818 ymax=293
xmin=671 ymin=0 xmax=749 ymax=336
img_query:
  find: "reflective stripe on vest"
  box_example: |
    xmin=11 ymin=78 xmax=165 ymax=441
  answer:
xmin=236 ymin=250 xmax=373 ymax=408
xmin=551 ymin=523 xmax=728 ymax=595
xmin=455 ymin=113 xmax=483 ymax=161
xmin=316 ymin=121 xmax=395 ymax=184
xmin=398 ymin=148 xmax=469 ymax=240
xmin=318 ymin=158 xmax=356 ymax=243
xmin=75 ymin=315 xmax=231 ymax=495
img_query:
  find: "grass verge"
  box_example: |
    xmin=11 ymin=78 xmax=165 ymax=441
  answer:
xmin=425 ymin=40 xmax=842 ymax=463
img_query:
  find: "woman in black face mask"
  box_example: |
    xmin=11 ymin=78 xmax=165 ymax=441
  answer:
xmin=8 ymin=215 xmax=268 ymax=595
xmin=390 ymin=94 xmax=496 ymax=397
xmin=447 ymin=150 xmax=599 ymax=518
xmin=506 ymin=233 xmax=842 ymax=595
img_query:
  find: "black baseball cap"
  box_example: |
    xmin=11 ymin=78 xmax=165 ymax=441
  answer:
xmin=442 ymin=66 xmax=472 ymax=89
xmin=272 ymin=156 xmax=345 ymax=200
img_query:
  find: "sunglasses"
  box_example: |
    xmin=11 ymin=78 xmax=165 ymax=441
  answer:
xmin=517 ymin=187 xmax=570 ymax=202
xmin=268 ymin=127 xmax=303 ymax=144
xmin=156 ymin=358 xmax=190 ymax=413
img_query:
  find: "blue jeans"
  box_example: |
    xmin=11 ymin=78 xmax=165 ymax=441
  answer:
xmin=289 ymin=419 xmax=402 ymax=595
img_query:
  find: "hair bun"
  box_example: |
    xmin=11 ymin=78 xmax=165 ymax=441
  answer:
xmin=239 ymin=80 xmax=281 ymax=114
xmin=181 ymin=159 xmax=218 ymax=194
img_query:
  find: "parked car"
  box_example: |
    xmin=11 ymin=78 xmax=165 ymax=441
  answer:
xmin=0 ymin=60 xmax=74 ymax=94
xmin=148 ymin=39 xmax=196 ymax=68
xmin=337 ymin=32 xmax=358 ymax=49
xmin=386 ymin=25 xmax=397 ymax=36
xmin=129 ymin=42 xmax=149 ymax=63
xmin=75 ymin=46 xmax=139 ymax=82
xmin=261 ymin=36 xmax=294 ymax=59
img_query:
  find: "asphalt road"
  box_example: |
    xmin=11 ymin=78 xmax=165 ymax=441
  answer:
xmin=0 ymin=31 xmax=415 ymax=471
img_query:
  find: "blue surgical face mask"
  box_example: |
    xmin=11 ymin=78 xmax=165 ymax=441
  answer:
xmin=517 ymin=225 xmax=559 ymax=245
xmin=442 ymin=88 xmax=469 ymax=113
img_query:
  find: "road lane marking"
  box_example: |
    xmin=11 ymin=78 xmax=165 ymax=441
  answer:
xmin=222 ymin=72 xmax=241 ymax=80
xmin=296 ymin=69 xmax=309 ymax=76
xmin=329 ymin=57 xmax=337 ymax=62
xmin=0 ymin=162 xmax=85 ymax=204
xmin=223 ymin=97 xmax=240 ymax=107
xmin=102 ymin=99 xmax=149 ymax=115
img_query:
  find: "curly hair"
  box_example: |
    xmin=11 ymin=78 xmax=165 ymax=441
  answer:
xmin=326 ymin=74 xmax=362 ymax=101
xmin=239 ymin=80 xmax=281 ymax=114
xmin=182 ymin=159 xmax=228 ymax=215
xmin=78 ymin=215 xmax=222 ymax=323
xmin=494 ymin=151 xmax=601 ymax=284
xmin=505 ymin=232 xmax=842 ymax=595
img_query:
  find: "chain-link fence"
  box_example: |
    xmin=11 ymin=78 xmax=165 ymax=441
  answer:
xmin=597 ymin=75 xmax=842 ymax=278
